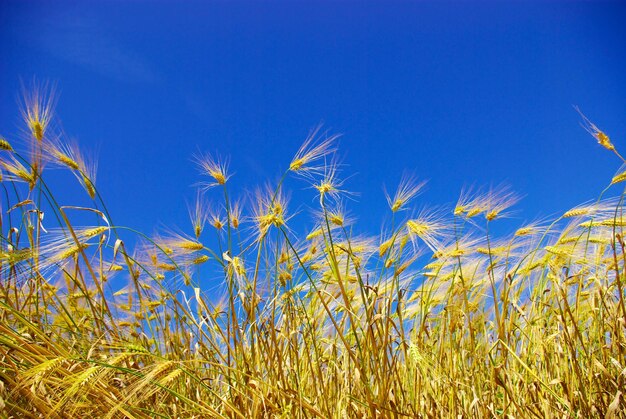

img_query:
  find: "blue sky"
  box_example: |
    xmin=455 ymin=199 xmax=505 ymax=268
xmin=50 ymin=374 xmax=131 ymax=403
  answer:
xmin=2 ymin=1 xmax=626 ymax=238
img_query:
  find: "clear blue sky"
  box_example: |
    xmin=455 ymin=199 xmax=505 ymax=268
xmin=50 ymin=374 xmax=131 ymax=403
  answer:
xmin=2 ymin=1 xmax=626 ymax=237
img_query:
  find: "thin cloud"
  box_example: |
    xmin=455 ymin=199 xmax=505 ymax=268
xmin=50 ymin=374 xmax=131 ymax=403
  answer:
xmin=13 ymin=10 xmax=160 ymax=84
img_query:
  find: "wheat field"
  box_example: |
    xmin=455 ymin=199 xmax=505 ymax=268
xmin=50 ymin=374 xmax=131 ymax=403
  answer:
xmin=0 ymin=85 xmax=625 ymax=418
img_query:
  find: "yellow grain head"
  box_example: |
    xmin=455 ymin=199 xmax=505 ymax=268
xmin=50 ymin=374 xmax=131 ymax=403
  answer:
xmin=0 ymin=137 xmax=13 ymax=152
xmin=611 ymin=169 xmax=626 ymax=185
xmin=576 ymin=106 xmax=617 ymax=152
xmin=194 ymin=152 xmax=230 ymax=188
xmin=21 ymin=81 xmax=57 ymax=142
xmin=188 ymin=190 xmax=208 ymax=238
xmin=385 ymin=174 xmax=426 ymax=212
xmin=289 ymin=125 xmax=338 ymax=175
xmin=229 ymin=199 xmax=243 ymax=229
xmin=210 ymin=208 xmax=225 ymax=231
